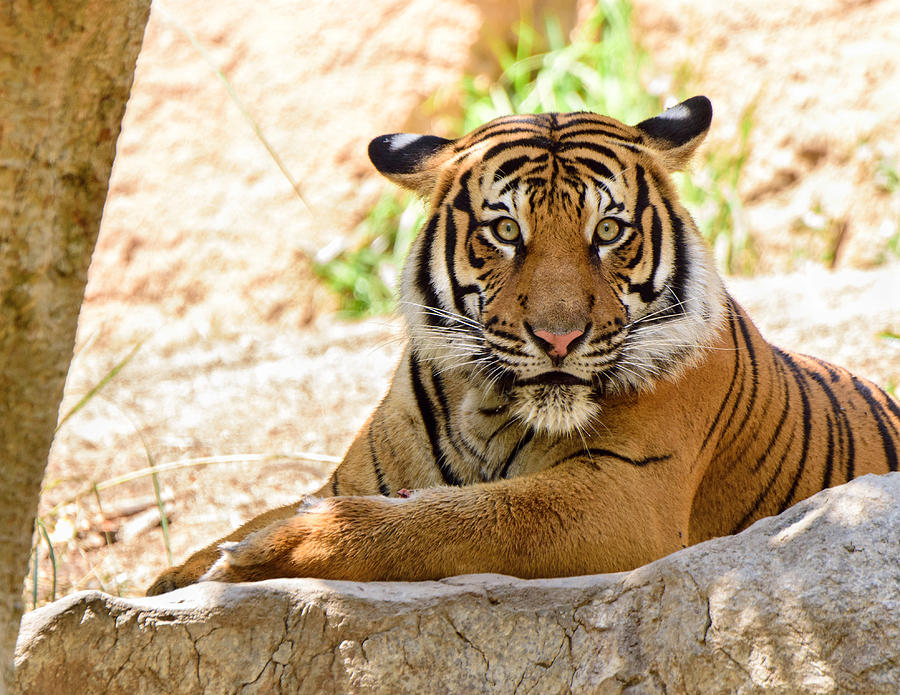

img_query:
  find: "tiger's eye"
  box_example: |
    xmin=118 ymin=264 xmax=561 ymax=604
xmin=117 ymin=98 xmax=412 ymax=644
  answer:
xmin=491 ymin=217 xmax=521 ymax=243
xmin=595 ymin=217 xmax=623 ymax=244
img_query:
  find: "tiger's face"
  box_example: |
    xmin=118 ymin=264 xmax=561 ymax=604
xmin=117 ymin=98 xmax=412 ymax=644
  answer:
xmin=370 ymin=98 xmax=726 ymax=435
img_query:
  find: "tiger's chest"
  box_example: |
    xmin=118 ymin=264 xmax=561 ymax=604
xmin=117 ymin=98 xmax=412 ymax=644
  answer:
xmin=450 ymin=388 xmax=561 ymax=482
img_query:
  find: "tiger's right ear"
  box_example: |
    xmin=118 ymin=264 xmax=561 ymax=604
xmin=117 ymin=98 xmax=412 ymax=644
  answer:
xmin=368 ymin=133 xmax=453 ymax=196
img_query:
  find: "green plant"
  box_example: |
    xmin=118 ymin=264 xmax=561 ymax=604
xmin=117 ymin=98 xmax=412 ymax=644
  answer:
xmin=673 ymin=103 xmax=757 ymax=274
xmin=875 ymin=150 xmax=899 ymax=195
xmin=30 ymin=341 xmax=146 ymax=607
xmin=873 ymin=145 xmax=900 ymax=264
xmin=31 ymin=519 xmax=56 ymax=608
xmin=885 ymin=232 xmax=900 ymax=260
xmin=314 ymin=193 xmax=426 ymax=316
xmin=457 ymin=0 xmax=661 ymax=128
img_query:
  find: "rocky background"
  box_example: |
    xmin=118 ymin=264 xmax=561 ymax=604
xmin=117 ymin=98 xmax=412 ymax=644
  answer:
xmin=32 ymin=0 xmax=900 ymax=606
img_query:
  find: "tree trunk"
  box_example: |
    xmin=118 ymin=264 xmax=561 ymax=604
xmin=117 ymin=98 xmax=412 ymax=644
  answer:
xmin=0 ymin=1 xmax=151 ymax=690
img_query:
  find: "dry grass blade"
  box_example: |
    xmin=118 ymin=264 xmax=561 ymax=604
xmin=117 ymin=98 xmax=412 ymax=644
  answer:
xmin=45 ymin=452 xmax=341 ymax=518
xmin=55 ymin=339 xmax=145 ymax=434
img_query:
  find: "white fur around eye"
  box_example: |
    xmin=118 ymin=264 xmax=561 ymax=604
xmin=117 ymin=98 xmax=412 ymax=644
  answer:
xmin=483 ymin=225 xmax=519 ymax=259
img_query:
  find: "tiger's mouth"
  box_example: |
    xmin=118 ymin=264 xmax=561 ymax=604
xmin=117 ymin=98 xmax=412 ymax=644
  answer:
xmin=514 ymin=371 xmax=592 ymax=387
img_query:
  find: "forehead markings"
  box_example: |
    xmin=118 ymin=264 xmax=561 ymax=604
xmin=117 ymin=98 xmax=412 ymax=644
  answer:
xmin=475 ymin=150 xmax=631 ymax=229
xmin=455 ymin=116 xmax=639 ymax=242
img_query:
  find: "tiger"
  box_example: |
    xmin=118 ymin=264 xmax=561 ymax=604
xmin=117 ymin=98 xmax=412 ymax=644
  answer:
xmin=147 ymin=96 xmax=900 ymax=595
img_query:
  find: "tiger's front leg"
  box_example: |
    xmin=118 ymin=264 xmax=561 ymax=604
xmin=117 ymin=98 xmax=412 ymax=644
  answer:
xmin=201 ymin=456 xmax=692 ymax=584
xmin=145 ymin=491 xmax=334 ymax=595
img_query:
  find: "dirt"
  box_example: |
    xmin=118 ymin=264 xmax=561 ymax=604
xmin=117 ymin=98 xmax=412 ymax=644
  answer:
xmin=29 ymin=0 xmax=900 ymax=607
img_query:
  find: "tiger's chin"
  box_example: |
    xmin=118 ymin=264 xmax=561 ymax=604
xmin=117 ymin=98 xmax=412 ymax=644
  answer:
xmin=510 ymin=384 xmax=600 ymax=437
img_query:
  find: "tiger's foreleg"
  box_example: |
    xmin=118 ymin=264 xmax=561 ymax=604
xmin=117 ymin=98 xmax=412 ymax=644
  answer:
xmin=199 ymin=457 xmax=693 ymax=584
xmin=145 ymin=418 xmax=404 ymax=596
xmin=145 ymin=493 xmax=330 ymax=595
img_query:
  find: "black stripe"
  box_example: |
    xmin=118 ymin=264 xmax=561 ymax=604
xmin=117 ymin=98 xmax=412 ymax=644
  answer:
xmin=626 ymin=165 xmax=663 ymax=303
xmin=557 ymin=124 xmax=641 ymax=143
xmin=773 ymin=348 xmax=813 ymax=512
xmin=499 ymin=177 xmax=522 ymax=198
xmin=429 ymin=366 xmax=483 ymax=466
xmin=732 ymin=353 xmax=805 ymax=534
xmin=605 ymin=199 xmax=625 ymax=214
xmin=331 ymin=471 xmax=339 ymax=496
xmin=821 ymin=413 xmax=836 ymax=489
xmin=803 ymin=366 xmax=854 ymax=485
xmin=728 ymin=317 xmax=779 ymax=460
xmin=699 ymin=303 xmax=743 ymax=455
xmin=878 ymin=384 xmax=900 ymax=423
xmin=484 ymin=340 xmax=529 ymax=359
xmin=809 ymin=355 xmax=842 ymax=383
xmin=452 ymin=171 xmax=472 ymax=212
xmin=487 ymin=327 xmax=524 ymax=343
xmin=443 ymin=201 xmax=480 ymax=316
xmin=484 ymin=417 xmax=517 ymax=448
xmin=553 ymin=448 xmax=670 ymax=469
xmin=409 ymin=352 xmax=463 ymax=486
xmin=466 ymin=123 xmax=546 ymax=144
xmin=851 ymin=376 xmax=899 ymax=472
xmin=717 ymin=308 xmax=759 ymax=454
xmin=482 ymin=137 xmax=556 ymax=161
xmin=750 ymin=350 xmax=792 ymax=474
xmin=663 ymin=196 xmax=689 ymax=311
xmin=731 ymin=426 xmax=797 ymax=534
xmin=498 ymin=429 xmax=535 ymax=479
xmin=493 ymin=155 xmax=534 ymax=182
xmin=415 ymin=216 xmax=443 ymax=324
xmin=557 ymin=140 xmax=627 ymax=165
xmin=621 ymin=232 xmax=644 ymax=270
xmin=573 ymin=155 xmax=614 ymax=181
xmin=844 ymin=393 xmax=857 ymax=481
xmin=367 ymin=428 xmax=391 ymax=497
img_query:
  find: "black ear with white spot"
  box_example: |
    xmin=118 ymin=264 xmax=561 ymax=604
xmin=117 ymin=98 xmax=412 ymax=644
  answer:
xmin=368 ymin=133 xmax=453 ymax=195
xmin=635 ymin=96 xmax=712 ymax=171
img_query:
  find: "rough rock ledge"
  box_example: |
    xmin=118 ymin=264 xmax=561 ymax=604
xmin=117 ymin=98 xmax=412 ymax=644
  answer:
xmin=15 ymin=473 xmax=900 ymax=694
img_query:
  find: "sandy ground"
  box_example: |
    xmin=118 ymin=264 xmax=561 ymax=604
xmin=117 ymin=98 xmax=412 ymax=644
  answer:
xmin=27 ymin=0 xmax=900 ymax=606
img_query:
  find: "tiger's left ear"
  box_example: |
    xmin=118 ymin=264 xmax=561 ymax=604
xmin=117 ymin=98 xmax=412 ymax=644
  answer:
xmin=368 ymin=133 xmax=454 ymax=196
xmin=635 ymin=96 xmax=712 ymax=172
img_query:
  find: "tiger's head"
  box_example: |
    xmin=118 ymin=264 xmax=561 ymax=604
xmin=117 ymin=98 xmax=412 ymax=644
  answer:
xmin=369 ymin=97 xmax=726 ymax=436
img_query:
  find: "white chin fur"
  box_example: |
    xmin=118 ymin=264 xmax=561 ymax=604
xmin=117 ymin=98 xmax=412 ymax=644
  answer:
xmin=510 ymin=384 xmax=599 ymax=436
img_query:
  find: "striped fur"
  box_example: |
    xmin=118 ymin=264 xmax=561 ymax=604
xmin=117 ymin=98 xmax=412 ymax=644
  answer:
xmin=148 ymin=98 xmax=899 ymax=594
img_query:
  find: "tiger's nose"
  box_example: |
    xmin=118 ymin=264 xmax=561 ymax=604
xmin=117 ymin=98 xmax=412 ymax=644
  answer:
xmin=531 ymin=327 xmax=585 ymax=358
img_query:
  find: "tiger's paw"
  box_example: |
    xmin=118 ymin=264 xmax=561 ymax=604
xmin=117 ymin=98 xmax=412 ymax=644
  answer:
xmin=146 ymin=563 xmax=204 ymax=596
xmin=199 ymin=539 xmax=275 ymax=584
xmin=146 ymin=570 xmax=180 ymax=596
xmin=199 ymin=513 xmax=321 ymax=584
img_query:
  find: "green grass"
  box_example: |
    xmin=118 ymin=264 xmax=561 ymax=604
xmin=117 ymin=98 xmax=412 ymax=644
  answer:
xmin=456 ymin=0 xmax=660 ymax=128
xmin=874 ymin=146 xmax=900 ymax=264
xmin=875 ymin=149 xmax=899 ymax=195
xmin=673 ymin=102 xmax=757 ymax=274
xmin=319 ymin=0 xmax=756 ymax=316
xmin=314 ymin=193 xmax=426 ymax=316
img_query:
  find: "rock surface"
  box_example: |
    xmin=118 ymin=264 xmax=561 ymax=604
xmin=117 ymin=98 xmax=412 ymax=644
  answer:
xmin=15 ymin=473 xmax=900 ymax=694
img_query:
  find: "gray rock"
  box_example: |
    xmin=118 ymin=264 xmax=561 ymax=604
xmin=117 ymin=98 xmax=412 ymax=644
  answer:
xmin=15 ymin=473 xmax=900 ymax=694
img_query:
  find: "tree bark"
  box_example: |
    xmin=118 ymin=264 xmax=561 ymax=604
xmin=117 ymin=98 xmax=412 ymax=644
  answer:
xmin=0 ymin=1 xmax=151 ymax=691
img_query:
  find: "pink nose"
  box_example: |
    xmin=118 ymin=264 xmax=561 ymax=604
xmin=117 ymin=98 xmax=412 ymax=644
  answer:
xmin=533 ymin=329 xmax=584 ymax=358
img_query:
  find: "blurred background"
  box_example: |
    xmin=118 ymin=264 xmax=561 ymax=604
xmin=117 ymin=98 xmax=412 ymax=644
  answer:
xmin=30 ymin=0 xmax=900 ymax=606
